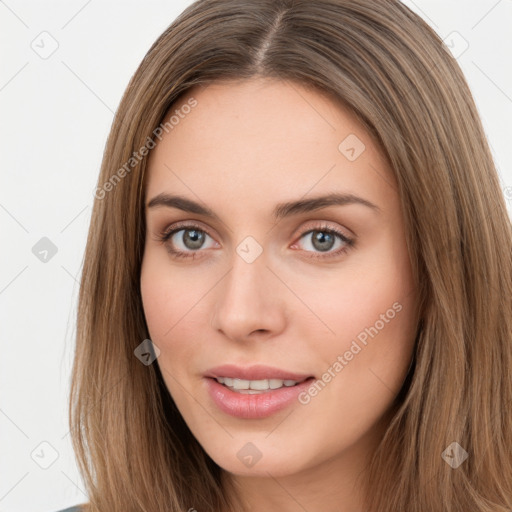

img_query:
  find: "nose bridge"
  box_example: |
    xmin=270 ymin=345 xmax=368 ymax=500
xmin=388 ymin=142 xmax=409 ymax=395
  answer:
xmin=220 ymin=242 xmax=268 ymax=314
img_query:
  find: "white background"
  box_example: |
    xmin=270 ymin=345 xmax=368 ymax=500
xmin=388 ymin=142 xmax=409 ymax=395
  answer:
xmin=1 ymin=1 xmax=511 ymax=511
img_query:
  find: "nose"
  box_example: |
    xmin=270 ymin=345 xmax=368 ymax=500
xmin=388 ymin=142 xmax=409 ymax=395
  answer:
xmin=210 ymin=244 xmax=287 ymax=343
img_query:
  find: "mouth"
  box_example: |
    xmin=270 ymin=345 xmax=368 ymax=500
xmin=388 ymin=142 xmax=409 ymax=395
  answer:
xmin=203 ymin=364 xmax=316 ymax=419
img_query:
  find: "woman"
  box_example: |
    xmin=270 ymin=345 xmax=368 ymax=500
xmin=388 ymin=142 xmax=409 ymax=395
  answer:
xmin=62 ymin=0 xmax=512 ymax=511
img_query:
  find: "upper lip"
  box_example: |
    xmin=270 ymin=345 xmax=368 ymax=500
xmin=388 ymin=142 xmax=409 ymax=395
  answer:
xmin=204 ymin=364 xmax=314 ymax=382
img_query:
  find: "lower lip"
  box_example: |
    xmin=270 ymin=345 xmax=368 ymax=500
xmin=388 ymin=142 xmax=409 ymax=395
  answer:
xmin=204 ymin=377 xmax=314 ymax=419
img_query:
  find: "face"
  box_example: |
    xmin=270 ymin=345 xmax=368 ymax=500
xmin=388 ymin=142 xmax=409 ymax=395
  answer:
xmin=140 ymin=78 xmax=418 ymax=484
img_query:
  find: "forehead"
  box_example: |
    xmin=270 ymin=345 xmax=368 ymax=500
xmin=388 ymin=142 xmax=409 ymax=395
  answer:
xmin=145 ymin=78 xmax=395 ymax=213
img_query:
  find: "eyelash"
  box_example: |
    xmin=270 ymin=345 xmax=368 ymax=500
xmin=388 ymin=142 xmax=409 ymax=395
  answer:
xmin=154 ymin=222 xmax=355 ymax=260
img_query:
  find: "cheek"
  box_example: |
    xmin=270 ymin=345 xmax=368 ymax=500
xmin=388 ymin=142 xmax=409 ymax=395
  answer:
xmin=140 ymin=251 xmax=207 ymax=339
xmin=304 ymin=282 xmax=415 ymax=402
xmin=140 ymin=264 xmax=171 ymax=340
xmin=140 ymin=252 xmax=216 ymax=383
xmin=328 ymin=276 xmax=413 ymax=349
xmin=294 ymin=238 xmax=417 ymax=397
xmin=292 ymin=282 xmax=416 ymax=454
xmin=293 ymin=257 xmax=414 ymax=357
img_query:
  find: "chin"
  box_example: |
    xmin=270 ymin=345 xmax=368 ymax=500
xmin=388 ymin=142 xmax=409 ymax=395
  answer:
xmin=202 ymin=438 xmax=315 ymax=479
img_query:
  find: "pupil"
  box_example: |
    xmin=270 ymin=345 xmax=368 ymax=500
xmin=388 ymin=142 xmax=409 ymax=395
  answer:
xmin=312 ymin=231 xmax=334 ymax=252
xmin=184 ymin=230 xmax=204 ymax=249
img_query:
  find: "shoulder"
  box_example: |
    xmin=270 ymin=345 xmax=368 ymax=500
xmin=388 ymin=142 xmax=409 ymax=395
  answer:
xmin=54 ymin=507 xmax=83 ymax=512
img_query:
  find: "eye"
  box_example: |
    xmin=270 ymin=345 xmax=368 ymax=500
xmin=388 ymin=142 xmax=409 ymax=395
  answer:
xmin=292 ymin=224 xmax=354 ymax=259
xmin=154 ymin=221 xmax=354 ymax=260
xmin=155 ymin=222 xmax=217 ymax=259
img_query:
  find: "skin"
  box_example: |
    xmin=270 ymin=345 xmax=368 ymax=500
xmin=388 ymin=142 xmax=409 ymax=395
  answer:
xmin=140 ymin=78 xmax=419 ymax=512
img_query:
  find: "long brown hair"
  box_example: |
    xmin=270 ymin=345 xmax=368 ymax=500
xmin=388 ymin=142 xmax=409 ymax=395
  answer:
xmin=70 ymin=1 xmax=512 ymax=510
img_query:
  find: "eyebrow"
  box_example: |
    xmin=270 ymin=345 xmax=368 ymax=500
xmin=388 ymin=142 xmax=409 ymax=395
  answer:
xmin=146 ymin=191 xmax=380 ymax=221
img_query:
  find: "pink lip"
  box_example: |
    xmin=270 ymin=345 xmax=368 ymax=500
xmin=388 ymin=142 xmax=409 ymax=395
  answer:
xmin=204 ymin=364 xmax=312 ymax=382
xmin=203 ymin=364 xmax=315 ymax=419
xmin=204 ymin=378 xmax=314 ymax=419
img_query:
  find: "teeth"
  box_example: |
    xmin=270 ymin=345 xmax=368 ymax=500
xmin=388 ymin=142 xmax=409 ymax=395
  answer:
xmin=215 ymin=377 xmax=299 ymax=392
xmin=269 ymin=379 xmax=284 ymax=389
